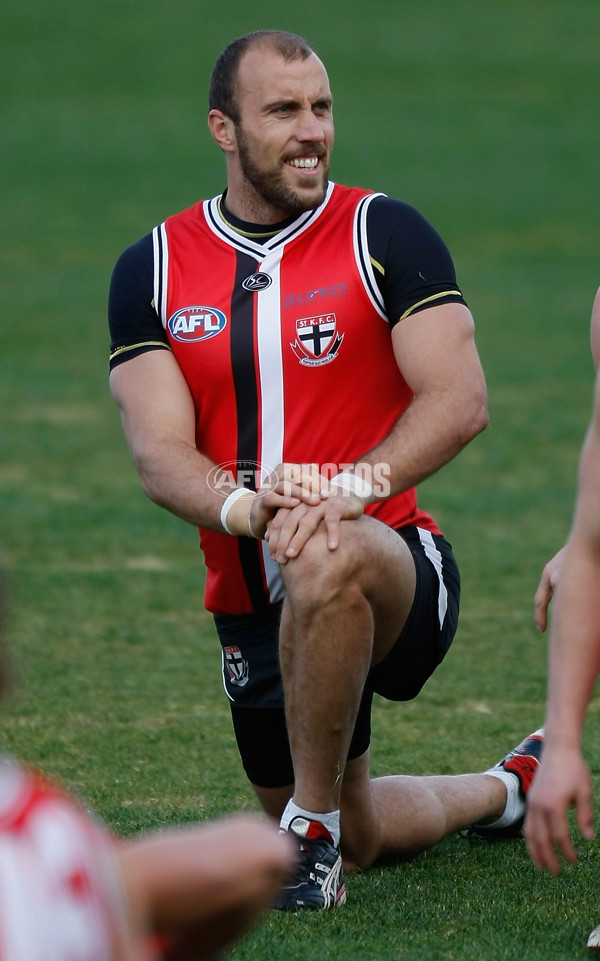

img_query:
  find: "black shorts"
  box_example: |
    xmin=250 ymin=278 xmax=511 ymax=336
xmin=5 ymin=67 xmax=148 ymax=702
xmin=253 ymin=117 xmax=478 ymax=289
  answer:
xmin=214 ymin=525 xmax=460 ymax=788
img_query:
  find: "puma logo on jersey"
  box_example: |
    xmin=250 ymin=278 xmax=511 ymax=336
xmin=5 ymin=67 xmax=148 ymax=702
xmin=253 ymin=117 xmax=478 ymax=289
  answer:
xmin=168 ymin=306 xmax=228 ymax=342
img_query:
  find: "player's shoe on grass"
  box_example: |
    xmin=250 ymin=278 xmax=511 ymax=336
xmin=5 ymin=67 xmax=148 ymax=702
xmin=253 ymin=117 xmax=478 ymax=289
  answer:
xmin=466 ymin=728 xmax=544 ymax=840
xmin=275 ymin=816 xmax=346 ymax=910
xmin=588 ymin=922 xmax=600 ymax=950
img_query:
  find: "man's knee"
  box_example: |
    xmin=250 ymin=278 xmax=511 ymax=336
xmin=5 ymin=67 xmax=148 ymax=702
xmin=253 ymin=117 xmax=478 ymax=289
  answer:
xmin=282 ymin=523 xmax=364 ymax=606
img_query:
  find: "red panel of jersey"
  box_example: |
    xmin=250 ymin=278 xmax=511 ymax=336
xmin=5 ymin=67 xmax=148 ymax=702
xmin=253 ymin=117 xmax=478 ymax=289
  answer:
xmin=154 ymin=183 xmax=441 ymax=614
xmin=0 ymin=759 xmax=129 ymax=961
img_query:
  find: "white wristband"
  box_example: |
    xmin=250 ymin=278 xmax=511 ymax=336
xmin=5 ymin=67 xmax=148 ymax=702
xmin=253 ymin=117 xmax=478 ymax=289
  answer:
xmin=329 ymin=472 xmax=374 ymax=505
xmin=220 ymin=488 xmax=254 ymax=535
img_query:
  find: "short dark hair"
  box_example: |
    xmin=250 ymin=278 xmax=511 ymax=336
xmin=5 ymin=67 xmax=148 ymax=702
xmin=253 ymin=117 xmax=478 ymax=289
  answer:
xmin=208 ymin=30 xmax=316 ymax=124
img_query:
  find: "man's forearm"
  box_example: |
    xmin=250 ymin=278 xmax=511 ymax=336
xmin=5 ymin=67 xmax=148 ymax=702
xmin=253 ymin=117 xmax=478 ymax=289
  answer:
xmin=359 ymin=384 xmax=488 ymax=500
xmin=544 ymin=543 xmax=600 ymax=750
xmin=131 ymin=434 xmax=227 ymax=531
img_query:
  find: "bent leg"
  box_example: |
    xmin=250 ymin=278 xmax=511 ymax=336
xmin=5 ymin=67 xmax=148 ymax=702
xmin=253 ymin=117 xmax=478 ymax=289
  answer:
xmin=250 ymin=757 xmax=508 ymax=872
xmin=370 ymin=770 xmax=507 ymax=858
xmin=339 ymin=752 xmax=508 ymax=870
xmin=279 ymin=516 xmax=417 ymax=815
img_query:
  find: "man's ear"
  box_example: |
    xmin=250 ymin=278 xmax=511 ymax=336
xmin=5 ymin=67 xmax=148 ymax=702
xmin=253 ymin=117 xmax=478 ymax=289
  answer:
xmin=208 ymin=109 xmax=237 ymax=153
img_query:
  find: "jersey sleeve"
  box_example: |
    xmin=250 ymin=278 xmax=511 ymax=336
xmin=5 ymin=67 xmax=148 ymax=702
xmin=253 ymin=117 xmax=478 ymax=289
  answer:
xmin=108 ymin=232 xmax=170 ymax=371
xmin=366 ymin=196 xmax=467 ymax=328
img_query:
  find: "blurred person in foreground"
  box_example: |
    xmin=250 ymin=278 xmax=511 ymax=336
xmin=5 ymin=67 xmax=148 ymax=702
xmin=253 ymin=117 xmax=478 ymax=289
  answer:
xmin=0 ymin=577 xmax=293 ymax=961
xmin=109 ymin=28 xmax=543 ymax=912
xmin=525 ymin=287 xmax=600 ymax=950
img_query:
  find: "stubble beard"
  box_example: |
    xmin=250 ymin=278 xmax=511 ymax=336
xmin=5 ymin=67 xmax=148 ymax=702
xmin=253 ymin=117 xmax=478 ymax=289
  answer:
xmin=236 ymin=124 xmax=329 ymax=218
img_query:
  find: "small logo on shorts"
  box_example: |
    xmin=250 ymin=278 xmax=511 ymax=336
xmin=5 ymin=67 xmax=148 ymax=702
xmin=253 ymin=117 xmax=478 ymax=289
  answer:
xmin=224 ymin=646 xmax=249 ymax=687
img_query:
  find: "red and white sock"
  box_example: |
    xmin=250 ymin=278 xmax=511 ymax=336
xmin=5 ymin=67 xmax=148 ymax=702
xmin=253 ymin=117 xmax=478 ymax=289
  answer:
xmin=280 ymin=799 xmax=341 ymax=846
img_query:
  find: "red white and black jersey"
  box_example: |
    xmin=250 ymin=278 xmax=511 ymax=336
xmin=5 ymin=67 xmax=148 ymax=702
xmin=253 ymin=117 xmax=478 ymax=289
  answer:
xmin=0 ymin=759 xmax=129 ymax=961
xmin=109 ymin=183 xmax=467 ymax=615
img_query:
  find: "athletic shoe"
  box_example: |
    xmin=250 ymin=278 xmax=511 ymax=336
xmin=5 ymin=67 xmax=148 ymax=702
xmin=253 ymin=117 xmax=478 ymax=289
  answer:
xmin=588 ymin=923 xmax=600 ymax=950
xmin=274 ymin=816 xmax=346 ymax=910
xmin=466 ymin=728 xmax=544 ymax=840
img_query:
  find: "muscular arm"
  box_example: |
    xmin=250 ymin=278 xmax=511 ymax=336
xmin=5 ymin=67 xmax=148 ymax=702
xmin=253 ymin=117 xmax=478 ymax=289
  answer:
xmin=365 ymin=198 xmax=488 ymax=492
xmin=110 ymin=350 xmax=226 ymax=530
xmin=110 ymin=350 xmax=315 ymax=538
xmin=362 ymin=301 xmax=488 ymax=496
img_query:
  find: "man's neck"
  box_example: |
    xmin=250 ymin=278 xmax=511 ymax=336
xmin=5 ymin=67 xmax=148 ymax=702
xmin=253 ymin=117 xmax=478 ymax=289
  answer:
xmin=219 ymin=192 xmax=299 ymax=238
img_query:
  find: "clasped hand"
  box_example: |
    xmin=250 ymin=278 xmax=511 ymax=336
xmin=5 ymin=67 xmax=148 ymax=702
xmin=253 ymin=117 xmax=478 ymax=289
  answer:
xmin=248 ymin=463 xmax=365 ymax=563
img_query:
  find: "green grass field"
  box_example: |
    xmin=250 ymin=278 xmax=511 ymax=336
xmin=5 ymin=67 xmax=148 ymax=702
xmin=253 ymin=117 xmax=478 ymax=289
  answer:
xmin=2 ymin=1 xmax=600 ymax=957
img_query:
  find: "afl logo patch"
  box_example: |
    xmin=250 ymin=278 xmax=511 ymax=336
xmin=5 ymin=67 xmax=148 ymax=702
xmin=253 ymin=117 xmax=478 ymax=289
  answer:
xmin=168 ymin=306 xmax=227 ymax=343
xmin=242 ymin=272 xmax=272 ymax=292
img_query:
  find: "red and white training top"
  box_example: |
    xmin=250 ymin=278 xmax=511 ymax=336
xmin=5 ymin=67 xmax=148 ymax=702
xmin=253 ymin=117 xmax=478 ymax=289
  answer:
xmin=0 ymin=759 xmax=129 ymax=961
xmin=109 ymin=182 xmax=468 ymax=615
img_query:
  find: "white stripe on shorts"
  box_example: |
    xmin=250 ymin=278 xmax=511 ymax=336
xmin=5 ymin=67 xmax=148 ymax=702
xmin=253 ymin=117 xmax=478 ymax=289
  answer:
xmin=417 ymin=527 xmax=448 ymax=629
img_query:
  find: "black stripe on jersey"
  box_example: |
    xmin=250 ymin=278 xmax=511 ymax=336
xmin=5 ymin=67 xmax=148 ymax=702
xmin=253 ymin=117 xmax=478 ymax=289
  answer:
xmin=230 ymin=250 xmax=269 ymax=609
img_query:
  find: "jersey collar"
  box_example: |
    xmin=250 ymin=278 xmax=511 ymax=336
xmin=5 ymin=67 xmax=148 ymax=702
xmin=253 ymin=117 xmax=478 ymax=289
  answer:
xmin=204 ymin=183 xmax=335 ymax=257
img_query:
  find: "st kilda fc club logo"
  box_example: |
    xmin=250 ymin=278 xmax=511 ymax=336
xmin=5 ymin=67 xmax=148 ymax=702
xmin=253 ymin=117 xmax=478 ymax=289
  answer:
xmin=224 ymin=645 xmax=249 ymax=687
xmin=291 ymin=313 xmax=344 ymax=367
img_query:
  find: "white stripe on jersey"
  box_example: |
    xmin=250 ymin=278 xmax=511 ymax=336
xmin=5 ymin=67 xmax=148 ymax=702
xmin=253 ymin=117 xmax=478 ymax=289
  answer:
xmin=152 ymin=223 xmax=169 ymax=328
xmin=417 ymin=527 xmax=448 ymax=629
xmin=353 ymin=192 xmax=387 ymax=320
xmin=256 ymin=248 xmax=286 ymax=604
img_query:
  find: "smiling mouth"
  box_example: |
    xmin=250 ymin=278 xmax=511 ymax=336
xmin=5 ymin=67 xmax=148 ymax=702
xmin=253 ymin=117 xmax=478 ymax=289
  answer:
xmin=286 ymin=157 xmax=319 ymax=170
